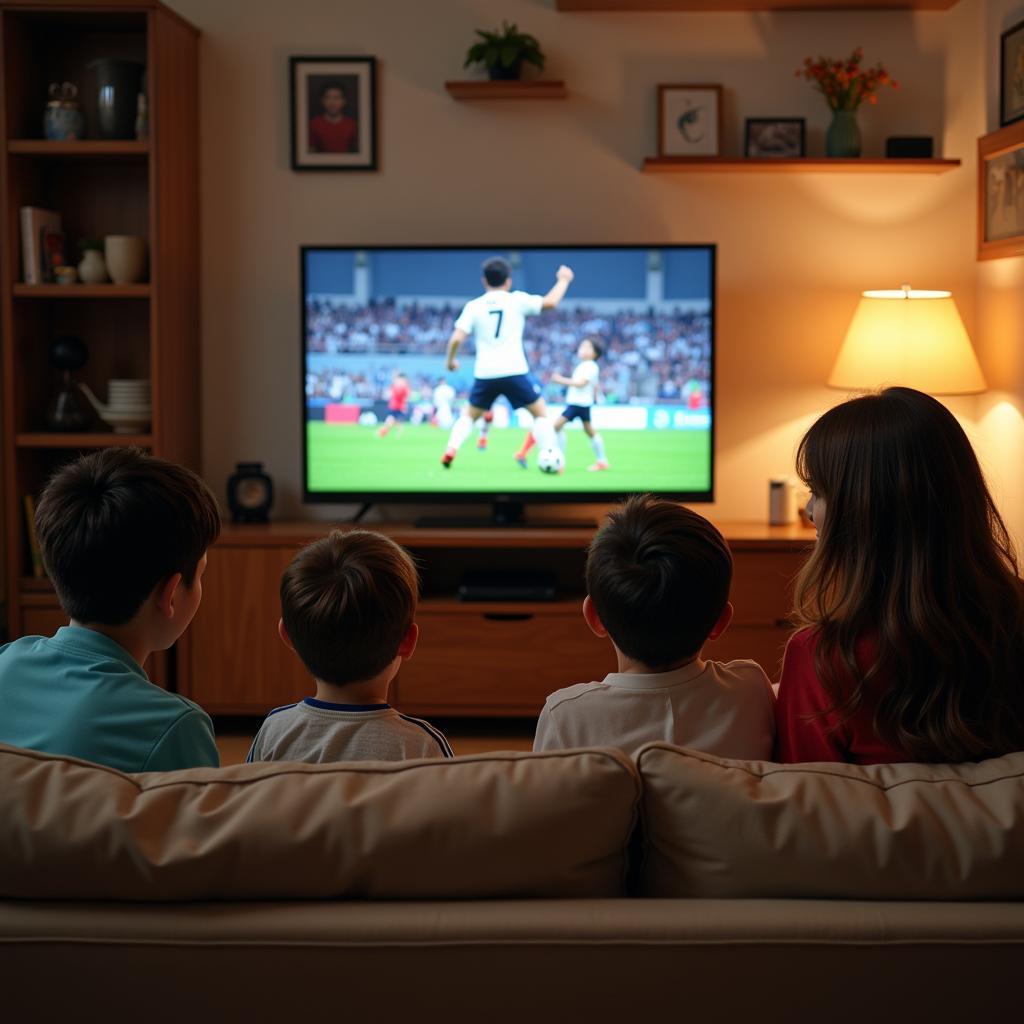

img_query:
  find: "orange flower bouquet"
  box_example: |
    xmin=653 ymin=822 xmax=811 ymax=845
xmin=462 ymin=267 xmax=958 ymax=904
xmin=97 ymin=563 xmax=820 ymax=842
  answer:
xmin=796 ymin=47 xmax=898 ymax=111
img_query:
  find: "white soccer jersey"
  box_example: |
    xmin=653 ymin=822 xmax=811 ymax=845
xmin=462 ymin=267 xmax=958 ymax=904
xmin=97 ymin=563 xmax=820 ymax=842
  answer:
xmin=566 ymin=360 xmax=599 ymax=407
xmin=454 ymin=289 xmax=543 ymax=379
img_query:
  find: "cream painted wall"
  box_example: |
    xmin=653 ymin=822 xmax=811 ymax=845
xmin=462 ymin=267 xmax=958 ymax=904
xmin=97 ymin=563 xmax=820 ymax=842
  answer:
xmin=165 ymin=0 xmax=988 ymax=523
xmin=975 ymin=0 xmax=1024 ymax=546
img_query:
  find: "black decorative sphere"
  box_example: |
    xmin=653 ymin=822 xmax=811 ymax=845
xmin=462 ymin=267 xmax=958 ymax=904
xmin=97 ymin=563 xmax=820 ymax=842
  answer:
xmin=50 ymin=335 xmax=88 ymax=372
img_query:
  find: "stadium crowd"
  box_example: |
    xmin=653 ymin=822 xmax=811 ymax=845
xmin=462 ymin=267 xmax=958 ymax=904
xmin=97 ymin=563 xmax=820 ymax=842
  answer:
xmin=305 ymin=299 xmax=711 ymax=407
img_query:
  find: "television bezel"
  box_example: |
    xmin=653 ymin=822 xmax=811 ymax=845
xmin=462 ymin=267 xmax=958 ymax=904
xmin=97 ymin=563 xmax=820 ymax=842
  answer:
xmin=300 ymin=243 xmax=716 ymax=506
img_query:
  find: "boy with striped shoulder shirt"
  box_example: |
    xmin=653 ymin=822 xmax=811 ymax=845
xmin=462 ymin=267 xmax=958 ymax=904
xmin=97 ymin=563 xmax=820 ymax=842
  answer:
xmin=248 ymin=530 xmax=452 ymax=764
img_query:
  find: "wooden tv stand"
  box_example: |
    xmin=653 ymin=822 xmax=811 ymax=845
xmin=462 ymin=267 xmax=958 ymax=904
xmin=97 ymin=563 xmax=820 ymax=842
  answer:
xmin=178 ymin=521 xmax=815 ymax=717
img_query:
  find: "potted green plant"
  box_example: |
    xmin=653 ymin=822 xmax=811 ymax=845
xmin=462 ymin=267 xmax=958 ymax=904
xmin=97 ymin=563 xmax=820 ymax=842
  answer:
xmin=464 ymin=21 xmax=545 ymax=82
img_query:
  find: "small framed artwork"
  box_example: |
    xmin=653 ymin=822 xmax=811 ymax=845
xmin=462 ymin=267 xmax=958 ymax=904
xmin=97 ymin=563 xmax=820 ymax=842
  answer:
xmin=978 ymin=121 xmax=1024 ymax=260
xmin=1001 ymin=19 xmax=1024 ymax=127
xmin=290 ymin=56 xmax=377 ymax=171
xmin=744 ymin=118 xmax=806 ymax=159
xmin=658 ymin=84 xmax=722 ymax=158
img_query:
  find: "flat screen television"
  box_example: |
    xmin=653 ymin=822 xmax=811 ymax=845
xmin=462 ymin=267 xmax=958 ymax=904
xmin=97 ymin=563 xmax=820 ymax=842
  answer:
xmin=302 ymin=244 xmax=715 ymax=520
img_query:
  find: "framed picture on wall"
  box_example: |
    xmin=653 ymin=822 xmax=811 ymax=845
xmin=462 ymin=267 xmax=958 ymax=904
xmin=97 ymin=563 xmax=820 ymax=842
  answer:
xmin=657 ymin=84 xmax=722 ymax=158
xmin=1001 ymin=19 xmax=1024 ymax=127
xmin=744 ymin=118 xmax=806 ymax=159
xmin=978 ymin=121 xmax=1024 ymax=260
xmin=290 ymin=56 xmax=377 ymax=171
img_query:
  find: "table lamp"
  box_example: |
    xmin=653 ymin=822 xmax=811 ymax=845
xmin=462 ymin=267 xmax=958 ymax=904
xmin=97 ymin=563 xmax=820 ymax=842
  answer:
xmin=828 ymin=285 xmax=986 ymax=394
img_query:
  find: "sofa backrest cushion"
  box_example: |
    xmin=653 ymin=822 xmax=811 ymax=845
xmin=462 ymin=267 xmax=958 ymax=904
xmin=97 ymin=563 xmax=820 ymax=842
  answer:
xmin=0 ymin=743 xmax=639 ymax=900
xmin=637 ymin=743 xmax=1024 ymax=899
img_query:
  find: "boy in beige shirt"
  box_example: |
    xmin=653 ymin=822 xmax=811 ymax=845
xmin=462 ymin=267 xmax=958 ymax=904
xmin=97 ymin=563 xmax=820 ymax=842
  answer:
xmin=534 ymin=495 xmax=775 ymax=759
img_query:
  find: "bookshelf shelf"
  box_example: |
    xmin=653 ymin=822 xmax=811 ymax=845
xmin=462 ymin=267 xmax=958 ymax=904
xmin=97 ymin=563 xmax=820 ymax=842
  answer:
xmin=16 ymin=433 xmax=154 ymax=448
xmin=8 ymin=140 xmax=149 ymax=158
xmin=12 ymin=283 xmax=151 ymax=298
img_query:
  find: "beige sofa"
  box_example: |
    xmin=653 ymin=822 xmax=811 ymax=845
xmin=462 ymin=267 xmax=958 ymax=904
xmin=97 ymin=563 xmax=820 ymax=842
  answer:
xmin=2 ymin=742 xmax=1023 ymax=1023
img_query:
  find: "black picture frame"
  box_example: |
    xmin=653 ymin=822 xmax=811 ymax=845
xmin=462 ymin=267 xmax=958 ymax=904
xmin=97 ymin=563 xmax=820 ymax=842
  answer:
xmin=289 ymin=56 xmax=378 ymax=171
xmin=1001 ymin=19 xmax=1024 ymax=127
xmin=744 ymin=118 xmax=806 ymax=159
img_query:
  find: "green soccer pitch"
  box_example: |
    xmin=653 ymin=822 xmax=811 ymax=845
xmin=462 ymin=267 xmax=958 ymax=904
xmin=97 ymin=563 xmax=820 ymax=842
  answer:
xmin=307 ymin=422 xmax=711 ymax=494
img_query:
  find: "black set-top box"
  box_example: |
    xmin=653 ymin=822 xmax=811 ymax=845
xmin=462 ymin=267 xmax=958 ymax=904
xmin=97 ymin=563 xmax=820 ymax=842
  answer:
xmin=457 ymin=570 xmax=558 ymax=602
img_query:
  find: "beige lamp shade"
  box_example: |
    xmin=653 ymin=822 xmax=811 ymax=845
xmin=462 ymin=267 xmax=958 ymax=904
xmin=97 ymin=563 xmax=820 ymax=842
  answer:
xmin=828 ymin=287 xmax=986 ymax=395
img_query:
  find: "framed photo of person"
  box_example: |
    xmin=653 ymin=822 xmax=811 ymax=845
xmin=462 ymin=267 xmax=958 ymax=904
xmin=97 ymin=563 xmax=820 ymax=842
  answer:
xmin=1001 ymin=19 xmax=1024 ymax=127
xmin=978 ymin=121 xmax=1024 ymax=260
xmin=290 ymin=56 xmax=377 ymax=171
xmin=744 ymin=118 xmax=806 ymax=159
xmin=657 ymin=84 xmax=722 ymax=158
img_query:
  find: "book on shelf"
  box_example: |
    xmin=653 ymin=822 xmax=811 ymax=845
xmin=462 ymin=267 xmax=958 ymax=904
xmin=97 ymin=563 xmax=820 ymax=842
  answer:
xmin=22 ymin=495 xmax=45 ymax=579
xmin=19 ymin=206 xmax=63 ymax=285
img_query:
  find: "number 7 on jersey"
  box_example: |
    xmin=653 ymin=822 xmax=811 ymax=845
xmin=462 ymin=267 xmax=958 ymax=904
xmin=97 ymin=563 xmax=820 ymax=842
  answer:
xmin=489 ymin=309 xmax=503 ymax=338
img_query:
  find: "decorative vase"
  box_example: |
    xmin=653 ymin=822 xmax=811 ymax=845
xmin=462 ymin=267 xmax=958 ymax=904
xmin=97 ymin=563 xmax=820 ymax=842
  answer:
xmin=826 ymin=109 xmax=861 ymax=158
xmin=77 ymin=249 xmax=108 ymax=284
xmin=44 ymin=82 xmax=85 ymax=140
xmin=89 ymin=58 xmax=145 ymax=139
xmin=488 ymin=62 xmax=522 ymax=81
xmin=104 ymin=235 xmax=147 ymax=284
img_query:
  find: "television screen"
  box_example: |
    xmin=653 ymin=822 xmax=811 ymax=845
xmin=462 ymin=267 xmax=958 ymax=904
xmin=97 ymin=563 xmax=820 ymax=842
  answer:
xmin=302 ymin=245 xmax=714 ymax=503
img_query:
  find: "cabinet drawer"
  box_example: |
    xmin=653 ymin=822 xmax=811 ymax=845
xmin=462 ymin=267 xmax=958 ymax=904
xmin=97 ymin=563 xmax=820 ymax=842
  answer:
xmin=729 ymin=549 xmax=808 ymax=627
xmin=397 ymin=605 xmax=616 ymax=716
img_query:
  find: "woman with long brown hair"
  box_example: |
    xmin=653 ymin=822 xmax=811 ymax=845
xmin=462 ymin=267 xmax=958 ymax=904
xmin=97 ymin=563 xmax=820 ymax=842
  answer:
xmin=776 ymin=387 xmax=1024 ymax=763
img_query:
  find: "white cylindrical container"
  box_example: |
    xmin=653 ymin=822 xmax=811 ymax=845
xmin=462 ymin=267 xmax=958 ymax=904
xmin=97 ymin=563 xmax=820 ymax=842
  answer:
xmin=769 ymin=477 xmax=797 ymax=525
xmin=104 ymin=235 xmax=147 ymax=284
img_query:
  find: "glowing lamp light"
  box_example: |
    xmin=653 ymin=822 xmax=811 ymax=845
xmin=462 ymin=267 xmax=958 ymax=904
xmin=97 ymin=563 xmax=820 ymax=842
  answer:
xmin=828 ymin=286 xmax=986 ymax=395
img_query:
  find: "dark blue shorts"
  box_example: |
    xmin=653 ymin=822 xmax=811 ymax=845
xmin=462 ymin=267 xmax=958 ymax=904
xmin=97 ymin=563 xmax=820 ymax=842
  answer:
xmin=386 ymin=408 xmax=408 ymax=421
xmin=469 ymin=374 xmax=542 ymax=411
xmin=560 ymin=404 xmax=592 ymax=424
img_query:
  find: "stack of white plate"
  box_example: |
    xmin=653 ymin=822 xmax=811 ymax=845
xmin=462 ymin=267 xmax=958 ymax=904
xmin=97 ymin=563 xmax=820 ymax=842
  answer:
xmin=105 ymin=379 xmax=151 ymax=433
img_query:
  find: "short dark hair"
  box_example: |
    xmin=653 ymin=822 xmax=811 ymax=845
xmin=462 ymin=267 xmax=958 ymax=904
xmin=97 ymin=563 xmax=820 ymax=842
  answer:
xmin=280 ymin=530 xmax=419 ymax=686
xmin=319 ymin=81 xmax=345 ymax=99
xmin=586 ymin=494 xmax=732 ymax=668
xmin=584 ymin=338 xmax=603 ymax=360
xmin=35 ymin=448 xmax=221 ymax=626
xmin=482 ymin=257 xmax=511 ymax=287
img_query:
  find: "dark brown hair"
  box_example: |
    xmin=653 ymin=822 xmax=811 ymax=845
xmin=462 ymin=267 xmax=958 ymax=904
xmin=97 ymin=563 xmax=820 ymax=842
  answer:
xmin=794 ymin=386 xmax=1024 ymax=762
xmin=35 ymin=447 xmax=221 ymax=626
xmin=280 ymin=530 xmax=419 ymax=685
xmin=586 ymin=494 xmax=732 ymax=668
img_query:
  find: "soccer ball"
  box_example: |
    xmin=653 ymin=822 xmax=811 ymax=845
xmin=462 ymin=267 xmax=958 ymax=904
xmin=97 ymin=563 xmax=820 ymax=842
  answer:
xmin=537 ymin=447 xmax=564 ymax=474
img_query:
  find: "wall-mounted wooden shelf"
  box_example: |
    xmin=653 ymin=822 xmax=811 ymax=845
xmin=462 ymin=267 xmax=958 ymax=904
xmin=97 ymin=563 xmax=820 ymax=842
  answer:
xmin=556 ymin=1 xmax=959 ymax=10
xmin=445 ymin=80 xmax=568 ymax=100
xmin=12 ymin=283 xmax=151 ymax=298
xmin=7 ymin=140 xmax=149 ymax=158
xmin=643 ymin=156 xmax=961 ymax=173
xmin=15 ymin=433 xmax=153 ymax=449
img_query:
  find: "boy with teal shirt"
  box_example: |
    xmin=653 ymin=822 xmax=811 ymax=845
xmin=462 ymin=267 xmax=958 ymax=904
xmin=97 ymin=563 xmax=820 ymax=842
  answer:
xmin=0 ymin=448 xmax=222 ymax=772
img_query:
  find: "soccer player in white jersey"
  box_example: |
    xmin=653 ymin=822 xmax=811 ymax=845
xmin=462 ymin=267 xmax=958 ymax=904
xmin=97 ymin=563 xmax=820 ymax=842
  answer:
xmin=516 ymin=338 xmax=609 ymax=472
xmin=440 ymin=257 xmax=574 ymax=468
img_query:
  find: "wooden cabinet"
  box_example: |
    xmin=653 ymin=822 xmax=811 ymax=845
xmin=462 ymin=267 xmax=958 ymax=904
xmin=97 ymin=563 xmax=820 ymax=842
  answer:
xmin=0 ymin=1 xmax=199 ymax=653
xmin=180 ymin=522 xmax=814 ymax=717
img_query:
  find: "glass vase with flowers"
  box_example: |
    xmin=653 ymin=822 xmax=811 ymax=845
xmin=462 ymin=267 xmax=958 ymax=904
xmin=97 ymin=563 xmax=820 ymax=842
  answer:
xmin=797 ymin=48 xmax=898 ymax=158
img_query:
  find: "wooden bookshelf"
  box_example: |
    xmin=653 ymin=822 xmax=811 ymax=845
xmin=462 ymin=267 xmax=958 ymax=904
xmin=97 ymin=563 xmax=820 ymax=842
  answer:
xmin=643 ymin=156 xmax=961 ymax=173
xmin=445 ymin=81 xmax=568 ymax=100
xmin=0 ymin=1 xmax=199 ymax=667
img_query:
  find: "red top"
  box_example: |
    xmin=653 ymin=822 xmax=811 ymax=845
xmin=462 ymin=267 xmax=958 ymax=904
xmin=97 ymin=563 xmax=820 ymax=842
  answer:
xmin=775 ymin=629 xmax=909 ymax=765
xmin=308 ymin=114 xmax=357 ymax=153
xmin=387 ymin=380 xmax=410 ymax=414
